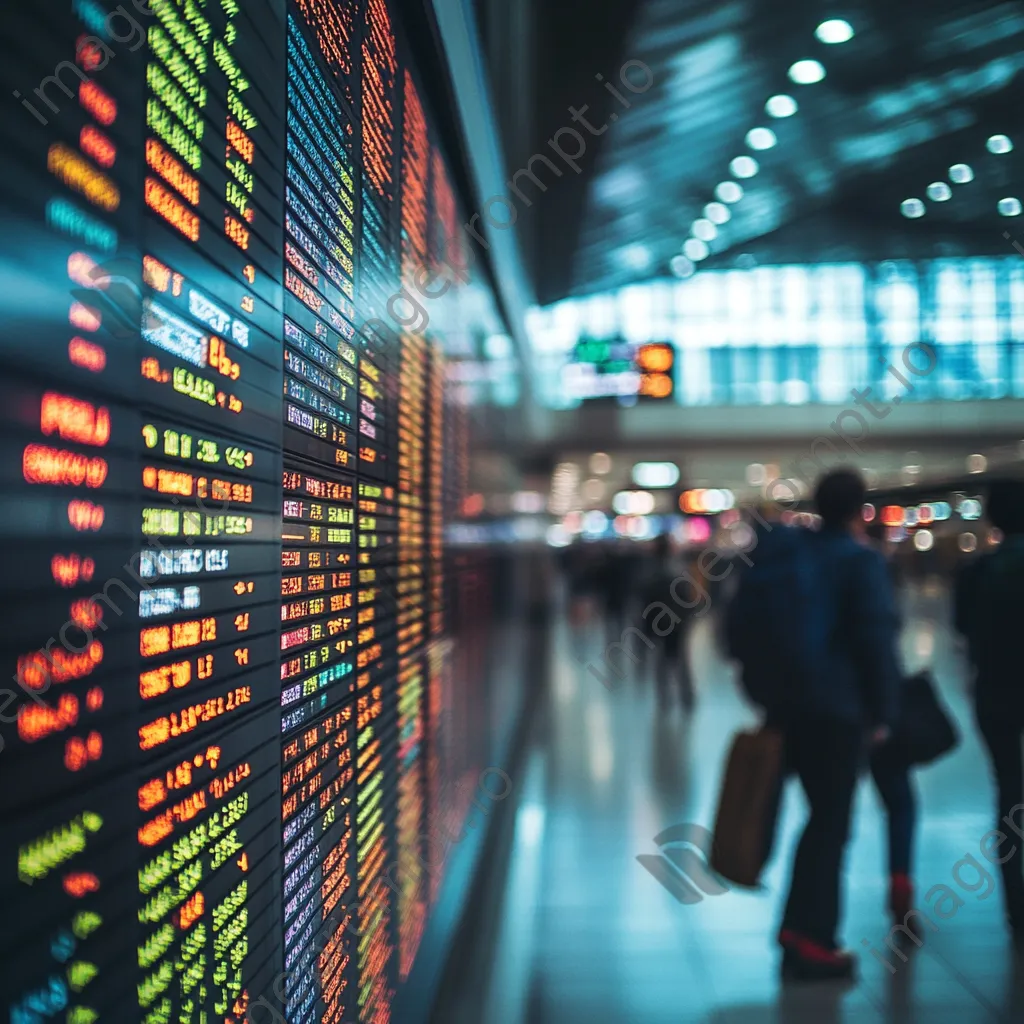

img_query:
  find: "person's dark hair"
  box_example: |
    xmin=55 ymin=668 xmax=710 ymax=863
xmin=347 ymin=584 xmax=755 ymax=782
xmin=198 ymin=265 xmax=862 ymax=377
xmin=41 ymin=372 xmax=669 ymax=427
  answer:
xmin=987 ymin=479 xmax=1024 ymax=535
xmin=814 ymin=468 xmax=866 ymax=529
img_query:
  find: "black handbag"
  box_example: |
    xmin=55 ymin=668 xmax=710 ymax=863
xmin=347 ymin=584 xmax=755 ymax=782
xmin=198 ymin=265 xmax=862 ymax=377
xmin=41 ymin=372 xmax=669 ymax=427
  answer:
xmin=894 ymin=670 xmax=959 ymax=765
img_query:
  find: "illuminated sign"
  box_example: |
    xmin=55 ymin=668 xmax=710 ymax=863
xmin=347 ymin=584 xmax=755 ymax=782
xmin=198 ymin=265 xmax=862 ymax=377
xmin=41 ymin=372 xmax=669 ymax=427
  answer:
xmin=23 ymin=445 xmax=108 ymax=487
xmin=40 ymin=393 xmax=110 ymax=447
xmin=145 ymin=176 xmax=200 ymax=241
xmin=139 ymin=586 xmax=201 ymax=618
xmin=139 ymin=548 xmax=230 ymax=578
xmin=142 ymin=298 xmax=208 ymax=367
xmin=48 ymin=143 xmax=120 ymax=211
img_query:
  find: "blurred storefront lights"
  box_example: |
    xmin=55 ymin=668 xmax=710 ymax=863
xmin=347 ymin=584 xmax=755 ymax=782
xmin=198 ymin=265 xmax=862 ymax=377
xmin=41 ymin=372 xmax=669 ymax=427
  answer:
xmin=632 ymin=462 xmax=680 ymax=488
xmin=880 ymin=505 xmax=905 ymax=526
xmin=613 ymin=490 xmax=656 ymax=515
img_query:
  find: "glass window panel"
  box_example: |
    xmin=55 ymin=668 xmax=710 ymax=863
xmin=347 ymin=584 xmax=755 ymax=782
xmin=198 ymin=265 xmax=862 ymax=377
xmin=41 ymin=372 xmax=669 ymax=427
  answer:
xmin=818 ymin=349 xmax=848 ymax=402
xmin=781 ymin=267 xmax=809 ymax=319
xmin=679 ymin=348 xmax=712 ymax=405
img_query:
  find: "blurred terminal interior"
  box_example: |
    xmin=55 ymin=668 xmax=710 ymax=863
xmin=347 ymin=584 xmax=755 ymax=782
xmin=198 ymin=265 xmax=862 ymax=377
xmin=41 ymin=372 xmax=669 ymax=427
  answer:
xmin=1 ymin=0 xmax=1023 ymax=1021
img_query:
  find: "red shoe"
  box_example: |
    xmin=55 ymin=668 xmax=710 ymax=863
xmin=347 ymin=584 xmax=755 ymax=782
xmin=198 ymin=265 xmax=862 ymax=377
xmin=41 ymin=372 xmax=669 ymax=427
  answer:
xmin=779 ymin=929 xmax=857 ymax=981
xmin=889 ymin=874 xmax=927 ymax=945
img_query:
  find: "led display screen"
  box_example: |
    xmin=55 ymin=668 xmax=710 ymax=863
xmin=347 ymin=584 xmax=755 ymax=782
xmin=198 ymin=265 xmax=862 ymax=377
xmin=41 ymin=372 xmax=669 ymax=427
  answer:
xmin=0 ymin=1 xmax=510 ymax=1022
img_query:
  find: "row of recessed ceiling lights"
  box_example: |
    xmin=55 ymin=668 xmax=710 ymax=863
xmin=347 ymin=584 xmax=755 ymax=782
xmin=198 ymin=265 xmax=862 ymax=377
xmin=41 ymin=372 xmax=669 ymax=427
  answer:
xmin=900 ymin=135 xmax=1019 ymax=219
xmin=670 ymin=20 xmax=854 ymax=278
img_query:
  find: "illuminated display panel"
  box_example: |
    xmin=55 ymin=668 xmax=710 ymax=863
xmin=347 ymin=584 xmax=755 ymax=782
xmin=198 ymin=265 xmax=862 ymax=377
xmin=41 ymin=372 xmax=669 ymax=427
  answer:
xmin=394 ymin=69 xmax=429 ymax=976
xmin=284 ymin=11 xmax=362 ymax=1020
xmin=0 ymin=6 xmax=143 ymax=1020
xmin=138 ymin=1 xmax=286 ymax=1019
xmin=1 ymin=0 xmax=509 ymax=1022
xmin=0 ymin=0 xmax=284 ymax=1020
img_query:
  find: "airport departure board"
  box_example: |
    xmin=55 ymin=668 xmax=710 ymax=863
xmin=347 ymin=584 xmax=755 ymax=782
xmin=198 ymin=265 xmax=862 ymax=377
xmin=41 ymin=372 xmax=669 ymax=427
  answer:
xmin=0 ymin=1 xmax=504 ymax=1022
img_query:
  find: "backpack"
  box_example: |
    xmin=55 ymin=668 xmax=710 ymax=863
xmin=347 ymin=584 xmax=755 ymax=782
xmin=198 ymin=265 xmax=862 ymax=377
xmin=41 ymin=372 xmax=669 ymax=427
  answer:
xmin=724 ymin=525 xmax=833 ymax=712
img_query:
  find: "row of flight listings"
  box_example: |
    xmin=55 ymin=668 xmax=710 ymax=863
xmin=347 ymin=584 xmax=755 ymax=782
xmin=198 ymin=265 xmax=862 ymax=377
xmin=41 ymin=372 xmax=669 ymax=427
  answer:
xmin=0 ymin=0 xmax=487 ymax=1023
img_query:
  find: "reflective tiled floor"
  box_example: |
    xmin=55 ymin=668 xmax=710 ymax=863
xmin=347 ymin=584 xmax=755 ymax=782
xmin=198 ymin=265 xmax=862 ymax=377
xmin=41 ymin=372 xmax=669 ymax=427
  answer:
xmin=444 ymin=581 xmax=1024 ymax=1023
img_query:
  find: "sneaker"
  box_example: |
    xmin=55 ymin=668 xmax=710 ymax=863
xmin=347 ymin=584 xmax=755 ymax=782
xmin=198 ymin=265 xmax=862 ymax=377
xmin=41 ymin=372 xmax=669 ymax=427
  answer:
xmin=779 ymin=930 xmax=858 ymax=982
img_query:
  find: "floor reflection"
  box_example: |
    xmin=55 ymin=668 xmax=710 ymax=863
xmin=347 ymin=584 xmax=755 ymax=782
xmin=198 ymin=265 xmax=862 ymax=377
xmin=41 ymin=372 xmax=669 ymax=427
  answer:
xmin=445 ymin=587 xmax=1024 ymax=1022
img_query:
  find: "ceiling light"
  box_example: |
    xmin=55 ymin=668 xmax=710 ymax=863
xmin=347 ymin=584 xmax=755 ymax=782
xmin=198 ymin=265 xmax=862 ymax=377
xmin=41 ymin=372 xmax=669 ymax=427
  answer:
xmin=619 ymin=243 xmax=652 ymax=271
xmin=746 ymin=127 xmax=777 ymax=151
xmin=683 ymin=238 xmax=710 ymax=262
xmin=998 ymin=197 xmax=1022 ymax=217
xmin=967 ymin=453 xmax=988 ymax=473
xmin=900 ymin=198 xmax=926 ymax=219
xmin=704 ymin=202 xmax=731 ymax=224
xmin=692 ymin=218 xmax=717 ymax=242
xmin=987 ymin=134 xmax=1013 ymax=155
xmin=730 ymin=155 xmax=759 ymax=178
xmin=926 ymin=182 xmax=952 ymax=202
xmin=949 ymin=163 xmax=974 ymax=184
xmin=670 ymin=254 xmax=696 ymax=279
xmin=589 ymin=452 xmax=611 ymax=474
xmin=815 ymin=18 xmax=854 ymax=44
xmin=788 ymin=59 xmax=826 ymax=85
xmin=715 ymin=181 xmax=744 ymax=204
xmin=765 ymin=94 xmax=798 ymax=118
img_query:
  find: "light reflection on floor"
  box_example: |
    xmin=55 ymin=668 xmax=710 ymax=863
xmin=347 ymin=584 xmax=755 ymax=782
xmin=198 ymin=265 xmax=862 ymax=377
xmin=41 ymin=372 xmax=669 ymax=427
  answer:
xmin=467 ymin=585 xmax=1024 ymax=1023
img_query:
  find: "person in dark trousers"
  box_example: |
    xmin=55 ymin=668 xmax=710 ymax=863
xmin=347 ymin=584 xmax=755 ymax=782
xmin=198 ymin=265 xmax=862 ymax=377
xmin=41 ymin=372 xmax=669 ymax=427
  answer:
xmin=863 ymin=524 xmax=920 ymax=942
xmin=954 ymin=479 xmax=1024 ymax=938
xmin=597 ymin=542 xmax=632 ymax=641
xmin=642 ymin=534 xmax=697 ymax=707
xmin=778 ymin=469 xmax=901 ymax=981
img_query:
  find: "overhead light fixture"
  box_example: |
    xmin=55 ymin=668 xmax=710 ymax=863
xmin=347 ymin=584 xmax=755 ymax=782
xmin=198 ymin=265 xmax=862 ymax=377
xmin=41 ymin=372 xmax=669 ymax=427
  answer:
xmin=949 ymin=163 xmax=974 ymax=184
xmin=815 ymin=18 xmax=854 ymax=44
xmin=670 ymin=254 xmax=696 ymax=279
xmin=692 ymin=218 xmax=717 ymax=242
xmin=704 ymin=202 xmax=731 ymax=225
xmin=619 ymin=243 xmax=652 ymax=271
xmin=998 ymin=197 xmax=1022 ymax=217
xmin=746 ymin=127 xmax=777 ymax=150
xmin=730 ymin=155 xmax=759 ymax=178
xmin=900 ymin=198 xmax=926 ymax=219
xmin=765 ymin=94 xmax=798 ymax=118
xmin=967 ymin=453 xmax=988 ymax=474
xmin=589 ymin=452 xmax=612 ymax=474
xmin=715 ymin=181 xmax=744 ymax=204
xmin=926 ymin=182 xmax=952 ymax=202
xmin=683 ymin=238 xmax=710 ymax=262
xmin=788 ymin=59 xmax=826 ymax=85
xmin=987 ymin=134 xmax=1013 ymax=155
